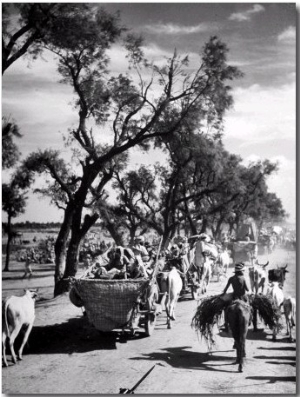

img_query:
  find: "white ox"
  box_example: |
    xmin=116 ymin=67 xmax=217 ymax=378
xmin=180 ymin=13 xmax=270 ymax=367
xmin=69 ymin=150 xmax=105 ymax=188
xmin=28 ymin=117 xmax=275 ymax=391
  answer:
xmin=192 ymin=240 xmax=218 ymax=293
xmin=267 ymin=282 xmax=284 ymax=340
xmin=215 ymin=249 xmax=230 ymax=281
xmin=2 ymin=289 xmax=38 ymax=367
xmin=283 ymin=297 xmax=296 ymax=342
xmin=248 ymin=260 xmax=269 ymax=294
xmin=157 ymin=267 xmax=183 ymax=329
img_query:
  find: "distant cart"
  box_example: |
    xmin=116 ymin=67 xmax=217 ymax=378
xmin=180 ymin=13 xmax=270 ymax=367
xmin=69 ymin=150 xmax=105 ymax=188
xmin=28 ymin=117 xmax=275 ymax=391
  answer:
xmin=232 ymin=218 xmax=258 ymax=265
xmin=69 ymin=277 xmax=158 ymax=336
xmin=232 ymin=241 xmax=257 ymax=264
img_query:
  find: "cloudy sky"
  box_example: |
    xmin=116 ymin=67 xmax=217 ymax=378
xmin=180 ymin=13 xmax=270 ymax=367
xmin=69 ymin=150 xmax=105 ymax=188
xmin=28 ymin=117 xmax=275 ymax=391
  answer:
xmin=2 ymin=2 xmax=296 ymax=224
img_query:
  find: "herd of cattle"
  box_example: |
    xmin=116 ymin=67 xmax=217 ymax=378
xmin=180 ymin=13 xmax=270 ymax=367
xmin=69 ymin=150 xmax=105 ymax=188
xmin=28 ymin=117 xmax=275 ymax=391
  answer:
xmin=2 ymin=232 xmax=296 ymax=369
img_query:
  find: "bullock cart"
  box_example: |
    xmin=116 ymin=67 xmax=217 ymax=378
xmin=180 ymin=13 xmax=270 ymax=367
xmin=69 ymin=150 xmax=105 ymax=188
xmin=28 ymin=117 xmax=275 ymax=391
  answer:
xmin=69 ymin=277 xmax=158 ymax=336
xmin=232 ymin=241 xmax=257 ymax=265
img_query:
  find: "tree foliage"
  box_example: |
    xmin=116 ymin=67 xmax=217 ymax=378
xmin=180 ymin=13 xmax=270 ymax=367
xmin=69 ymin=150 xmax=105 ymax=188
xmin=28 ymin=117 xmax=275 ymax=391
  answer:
xmin=2 ymin=117 xmax=22 ymax=169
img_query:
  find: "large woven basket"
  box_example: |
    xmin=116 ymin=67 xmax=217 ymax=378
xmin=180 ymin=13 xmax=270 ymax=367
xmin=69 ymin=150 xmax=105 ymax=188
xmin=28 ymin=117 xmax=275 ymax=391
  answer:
xmin=72 ymin=278 xmax=149 ymax=331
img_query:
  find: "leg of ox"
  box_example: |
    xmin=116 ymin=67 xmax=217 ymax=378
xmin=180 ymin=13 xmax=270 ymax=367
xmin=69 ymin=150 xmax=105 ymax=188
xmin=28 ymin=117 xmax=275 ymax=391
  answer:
xmin=2 ymin=331 xmax=8 ymax=367
xmin=7 ymin=319 xmax=23 ymax=364
xmin=17 ymin=321 xmax=35 ymax=361
xmin=227 ymin=301 xmax=250 ymax=373
xmin=157 ymin=273 xmax=169 ymax=315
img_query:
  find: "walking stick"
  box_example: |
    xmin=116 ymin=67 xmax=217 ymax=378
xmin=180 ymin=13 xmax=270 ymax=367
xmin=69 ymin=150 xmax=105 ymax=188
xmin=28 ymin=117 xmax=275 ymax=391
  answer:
xmin=119 ymin=364 xmax=156 ymax=394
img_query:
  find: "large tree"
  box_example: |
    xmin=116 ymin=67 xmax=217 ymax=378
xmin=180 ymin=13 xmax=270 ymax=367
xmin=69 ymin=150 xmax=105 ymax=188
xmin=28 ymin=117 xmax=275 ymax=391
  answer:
xmin=7 ymin=3 xmax=242 ymax=295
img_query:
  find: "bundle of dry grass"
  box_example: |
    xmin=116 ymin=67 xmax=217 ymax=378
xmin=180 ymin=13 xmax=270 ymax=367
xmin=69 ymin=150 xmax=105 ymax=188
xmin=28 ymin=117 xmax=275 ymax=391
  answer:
xmin=191 ymin=293 xmax=281 ymax=348
xmin=249 ymin=293 xmax=282 ymax=330
xmin=191 ymin=294 xmax=226 ymax=347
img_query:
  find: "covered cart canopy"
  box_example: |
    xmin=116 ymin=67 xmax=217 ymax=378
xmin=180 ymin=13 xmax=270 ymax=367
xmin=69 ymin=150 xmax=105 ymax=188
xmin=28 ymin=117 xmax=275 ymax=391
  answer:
xmin=236 ymin=219 xmax=258 ymax=242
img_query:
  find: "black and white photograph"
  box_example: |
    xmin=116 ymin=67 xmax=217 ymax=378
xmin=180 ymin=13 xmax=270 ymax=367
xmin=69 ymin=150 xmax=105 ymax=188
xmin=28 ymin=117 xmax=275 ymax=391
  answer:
xmin=2 ymin=2 xmax=296 ymax=394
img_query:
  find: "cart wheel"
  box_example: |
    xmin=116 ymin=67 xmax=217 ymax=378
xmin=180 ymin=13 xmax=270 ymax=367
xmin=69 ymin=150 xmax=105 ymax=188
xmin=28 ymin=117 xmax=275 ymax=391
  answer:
xmin=145 ymin=313 xmax=157 ymax=336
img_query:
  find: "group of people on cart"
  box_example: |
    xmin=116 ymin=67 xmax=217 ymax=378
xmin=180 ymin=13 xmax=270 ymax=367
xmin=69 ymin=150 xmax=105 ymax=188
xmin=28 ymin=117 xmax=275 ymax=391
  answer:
xmin=83 ymin=233 xmax=220 ymax=297
xmin=83 ymin=235 xmax=158 ymax=280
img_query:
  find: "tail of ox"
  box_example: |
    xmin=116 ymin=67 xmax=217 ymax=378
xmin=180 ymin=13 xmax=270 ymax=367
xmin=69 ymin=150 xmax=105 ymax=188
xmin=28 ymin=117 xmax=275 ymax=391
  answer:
xmin=158 ymin=268 xmax=183 ymax=329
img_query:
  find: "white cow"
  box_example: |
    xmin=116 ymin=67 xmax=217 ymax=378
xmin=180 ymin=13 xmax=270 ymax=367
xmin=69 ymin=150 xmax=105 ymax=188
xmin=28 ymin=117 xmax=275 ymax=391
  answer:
xmin=283 ymin=297 xmax=296 ymax=342
xmin=248 ymin=260 xmax=269 ymax=294
xmin=2 ymin=289 xmax=38 ymax=367
xmin=216 ymin=249 xmax=230 ymax=280
xmin=199 ymin=256 xmax=214 ymax=294
xmin=267 ymin=282 xmax=284 ymax=340
xmin=158 ymin=267 xmax=183 ymax=329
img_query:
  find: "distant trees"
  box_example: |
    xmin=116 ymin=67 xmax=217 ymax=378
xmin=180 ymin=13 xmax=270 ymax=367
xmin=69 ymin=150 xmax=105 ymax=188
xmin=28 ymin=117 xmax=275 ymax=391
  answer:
xmin=112 ymin=135 xmax=287 ymax=243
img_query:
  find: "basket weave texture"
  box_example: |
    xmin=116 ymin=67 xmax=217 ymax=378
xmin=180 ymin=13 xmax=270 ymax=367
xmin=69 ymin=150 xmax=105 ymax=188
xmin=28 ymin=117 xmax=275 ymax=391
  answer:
xmin=74 ymin=278 xmax=149 ymax=331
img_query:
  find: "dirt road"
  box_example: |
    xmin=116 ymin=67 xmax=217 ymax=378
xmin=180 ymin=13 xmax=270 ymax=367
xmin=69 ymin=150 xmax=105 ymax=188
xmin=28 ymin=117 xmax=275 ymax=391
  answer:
xmin=2 ymin=248 xmax=296 ymax=394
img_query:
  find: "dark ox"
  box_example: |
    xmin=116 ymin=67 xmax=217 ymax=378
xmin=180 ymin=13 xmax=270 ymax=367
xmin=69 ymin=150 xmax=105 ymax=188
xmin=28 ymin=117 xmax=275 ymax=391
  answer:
xmin=268 ymin=265 xmax=288 ymax=286
xmin=227 ymin=300 xmax=251 ymax=373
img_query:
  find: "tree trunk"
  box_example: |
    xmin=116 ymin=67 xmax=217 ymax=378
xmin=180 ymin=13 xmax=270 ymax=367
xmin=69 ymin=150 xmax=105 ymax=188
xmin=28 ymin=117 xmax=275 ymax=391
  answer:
xmin=200 ymin=218 xmax=208 ymax=234
xmin=54 ymin=206 xmax=73 ymax=297
xmin=4 ymin=215 xmax=12 ymax=271
xmin=64 ymin=203 xmax=85 ymax=279
xmin=105 ymin=223 xmax=126 ymax=246
xmin=129 ymin=226 xmax=138 ymax=245
xmin=65 ymin=234 xmax=81 ymax=277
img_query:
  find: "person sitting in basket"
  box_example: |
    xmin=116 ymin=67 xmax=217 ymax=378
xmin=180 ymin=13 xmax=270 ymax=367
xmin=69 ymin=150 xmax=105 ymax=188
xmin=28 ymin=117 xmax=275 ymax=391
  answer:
xmin=220 ymin=262 xmax=250 ymax=332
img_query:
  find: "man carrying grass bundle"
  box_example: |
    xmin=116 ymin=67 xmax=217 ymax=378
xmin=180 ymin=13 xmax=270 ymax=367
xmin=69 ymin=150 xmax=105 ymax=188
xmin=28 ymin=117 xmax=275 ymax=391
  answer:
xmin=220 ymin=263 xmax=250 ymax=332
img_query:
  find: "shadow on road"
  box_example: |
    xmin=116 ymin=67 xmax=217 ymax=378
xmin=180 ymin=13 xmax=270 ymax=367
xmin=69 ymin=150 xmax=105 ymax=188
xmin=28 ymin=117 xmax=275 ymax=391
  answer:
xmin=129 ymin=346 xmax=240 ymax=373
xmin=246 ymin=376 xmax=296 ymax=383
xmin=219 ymin=328 xmax=277 ymax=342
xmin=258 ymin=345 xmax=296 ymax=351
xmin=11 ymin=317 xmax=119 ymax=356
xmin=253 ymin=355 xmax=296 ymax=361
xmin=266 ymin=361 xmax=296 ymax=367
